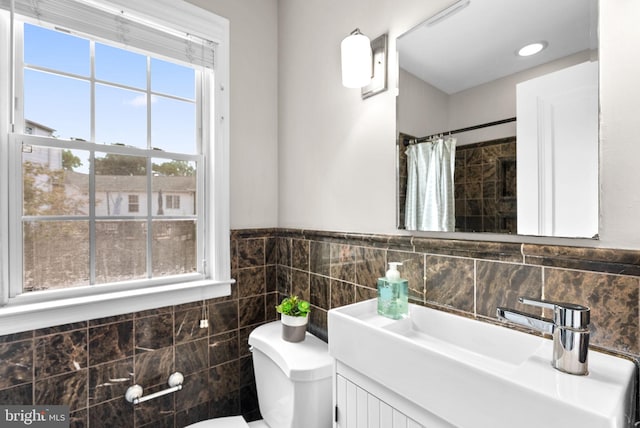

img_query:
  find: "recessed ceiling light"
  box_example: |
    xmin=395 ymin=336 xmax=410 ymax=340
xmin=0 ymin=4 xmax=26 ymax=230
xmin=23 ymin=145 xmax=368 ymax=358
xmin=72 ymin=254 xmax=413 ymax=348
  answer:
xmin=517 ymin=42 xmax=548 ymax=57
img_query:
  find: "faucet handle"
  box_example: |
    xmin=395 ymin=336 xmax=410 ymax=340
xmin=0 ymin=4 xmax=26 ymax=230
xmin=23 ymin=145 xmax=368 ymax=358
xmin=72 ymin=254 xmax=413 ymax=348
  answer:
xmin=518 ymin=297 xmax=590 ymax=330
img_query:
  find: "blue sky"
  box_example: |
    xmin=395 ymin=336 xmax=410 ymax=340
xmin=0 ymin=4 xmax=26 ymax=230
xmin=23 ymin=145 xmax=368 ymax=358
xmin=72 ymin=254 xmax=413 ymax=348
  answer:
xmin=23 ymin=23 xmax=197 ymax=156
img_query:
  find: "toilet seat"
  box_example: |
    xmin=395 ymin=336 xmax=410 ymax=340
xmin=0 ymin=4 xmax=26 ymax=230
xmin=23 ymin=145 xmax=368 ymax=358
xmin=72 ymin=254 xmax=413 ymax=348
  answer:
xmin=185 ymin=416 xmax=249 ymax=428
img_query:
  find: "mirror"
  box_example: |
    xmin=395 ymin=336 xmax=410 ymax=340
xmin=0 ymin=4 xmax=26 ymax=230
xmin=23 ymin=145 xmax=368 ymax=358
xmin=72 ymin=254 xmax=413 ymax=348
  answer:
xmin=396 ymin=0 xmax=599 ymax=238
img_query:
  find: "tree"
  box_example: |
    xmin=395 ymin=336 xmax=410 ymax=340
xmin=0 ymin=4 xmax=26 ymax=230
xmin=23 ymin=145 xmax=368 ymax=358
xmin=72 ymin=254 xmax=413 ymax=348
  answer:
xmin=152 ymin=160 xmax=195 ymax=176
xmin=62 ymin=150 xmax=82 ymax=171
xmin=23 ymin=161 xmax=84 ymax=216
xmin=94 ymin=153 xmax=146 ymax=176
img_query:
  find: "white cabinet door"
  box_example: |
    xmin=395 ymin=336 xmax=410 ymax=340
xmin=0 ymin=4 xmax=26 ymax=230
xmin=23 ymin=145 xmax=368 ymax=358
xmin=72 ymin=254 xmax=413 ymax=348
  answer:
xmin=336 ymin=374 xmax=424 ymax=428
xmin=516 ymin=61 xmax=598 ymax=237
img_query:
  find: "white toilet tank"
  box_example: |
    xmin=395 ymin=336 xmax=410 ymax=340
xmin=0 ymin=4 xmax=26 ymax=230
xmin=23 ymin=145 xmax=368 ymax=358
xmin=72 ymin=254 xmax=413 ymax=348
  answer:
xmin=248 ymin=321 xmax=333 ymax=428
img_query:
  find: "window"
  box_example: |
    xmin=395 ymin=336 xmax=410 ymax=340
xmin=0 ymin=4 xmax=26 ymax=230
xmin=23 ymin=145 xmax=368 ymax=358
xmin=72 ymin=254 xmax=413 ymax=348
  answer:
xmin=0 ymin=0 xmax=232 ymax=333
xmin=166 ymin=195 xmax=181 ymax=210
xmin=128 ymin=195 xmax=140 ymax=213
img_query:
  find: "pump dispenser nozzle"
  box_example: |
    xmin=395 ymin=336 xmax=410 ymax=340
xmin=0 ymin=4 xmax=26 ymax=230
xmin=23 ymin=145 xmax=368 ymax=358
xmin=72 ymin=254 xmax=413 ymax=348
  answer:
xmin=386 ymin=262 xmax=402 ymax=281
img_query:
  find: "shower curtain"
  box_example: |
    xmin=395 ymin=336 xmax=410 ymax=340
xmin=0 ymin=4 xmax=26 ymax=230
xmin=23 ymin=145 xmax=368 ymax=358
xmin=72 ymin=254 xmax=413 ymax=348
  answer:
xmin=405 ymin=137 xmax=456 ymax=231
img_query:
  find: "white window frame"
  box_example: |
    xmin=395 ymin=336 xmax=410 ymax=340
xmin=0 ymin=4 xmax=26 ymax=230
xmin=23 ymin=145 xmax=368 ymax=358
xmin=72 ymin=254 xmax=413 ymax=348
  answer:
xmin=0 ymin=0 xmax=232 ymax=334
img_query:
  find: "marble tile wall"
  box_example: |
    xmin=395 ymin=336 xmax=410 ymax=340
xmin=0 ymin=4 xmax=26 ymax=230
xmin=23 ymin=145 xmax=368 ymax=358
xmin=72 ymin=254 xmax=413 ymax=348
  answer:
xmin=0 ymin=231 xmax=278 ymax=428
xmin=2 ymin=228 xmax=639 ymax=427
xmin=455 ymin=137 xmax=517 ymax=234
xmin=274 ymin=228 xmax=640 ymax=361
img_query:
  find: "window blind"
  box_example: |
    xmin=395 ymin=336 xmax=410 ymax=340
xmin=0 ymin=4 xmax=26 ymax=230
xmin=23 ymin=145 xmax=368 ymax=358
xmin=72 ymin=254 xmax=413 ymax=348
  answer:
xmin=0 ymin=0 xmax=215 ymax=68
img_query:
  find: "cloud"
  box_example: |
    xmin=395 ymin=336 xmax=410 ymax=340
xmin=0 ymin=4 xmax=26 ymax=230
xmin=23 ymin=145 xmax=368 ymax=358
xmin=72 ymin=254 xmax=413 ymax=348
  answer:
xmin=126 ymin=94 xmax=158 ymax=107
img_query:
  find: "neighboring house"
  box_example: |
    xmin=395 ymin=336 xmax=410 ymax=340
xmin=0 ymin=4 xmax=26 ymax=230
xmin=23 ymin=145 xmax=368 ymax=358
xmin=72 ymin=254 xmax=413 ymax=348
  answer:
xmin=23 ymin=119 xmax=62 ymax=170
xmin=64 ymin=172 xmax=196 ymax=217
xmin=23 ymin=120 xmax=196 ymax=217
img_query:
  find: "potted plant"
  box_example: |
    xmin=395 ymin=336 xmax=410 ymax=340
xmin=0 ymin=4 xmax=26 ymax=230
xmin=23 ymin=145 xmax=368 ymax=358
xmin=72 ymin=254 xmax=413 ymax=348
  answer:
xmin=276 ymin=295 xmax=311 ymax=342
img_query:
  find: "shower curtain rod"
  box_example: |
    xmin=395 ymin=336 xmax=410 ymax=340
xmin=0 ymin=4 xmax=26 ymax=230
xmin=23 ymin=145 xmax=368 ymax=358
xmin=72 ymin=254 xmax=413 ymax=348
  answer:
xmin=403 ymin=117 xmax=517 ymax=146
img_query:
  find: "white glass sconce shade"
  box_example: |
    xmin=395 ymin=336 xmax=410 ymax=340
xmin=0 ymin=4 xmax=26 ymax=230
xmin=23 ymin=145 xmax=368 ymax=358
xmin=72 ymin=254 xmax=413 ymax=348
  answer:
xmin=341 ymin=29 xmax=372 ymax=88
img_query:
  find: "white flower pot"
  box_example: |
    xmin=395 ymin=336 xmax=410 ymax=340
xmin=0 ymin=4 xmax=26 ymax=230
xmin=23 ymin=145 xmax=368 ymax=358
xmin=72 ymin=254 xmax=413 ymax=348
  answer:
xmin=281 ymin=314 xmax=308 ymax=342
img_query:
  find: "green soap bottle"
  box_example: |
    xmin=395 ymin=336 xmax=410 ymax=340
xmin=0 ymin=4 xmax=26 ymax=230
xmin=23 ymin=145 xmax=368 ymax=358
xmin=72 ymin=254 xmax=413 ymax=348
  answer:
xmin=377 ymin=262 xmax=409 ymax=319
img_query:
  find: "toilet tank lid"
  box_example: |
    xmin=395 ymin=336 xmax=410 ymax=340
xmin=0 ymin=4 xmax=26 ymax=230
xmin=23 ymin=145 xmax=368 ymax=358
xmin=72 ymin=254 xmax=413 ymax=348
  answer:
xmin=248 ymin=321 xmax=333 ymax=382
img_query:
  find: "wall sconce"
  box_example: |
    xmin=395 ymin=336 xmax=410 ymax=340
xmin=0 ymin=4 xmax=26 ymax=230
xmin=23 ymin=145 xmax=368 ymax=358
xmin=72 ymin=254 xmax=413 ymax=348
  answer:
xmin=341 ymin=28 xmax=372 ymax=88
xmin=341 ymin=28 xmax=388 ymax=99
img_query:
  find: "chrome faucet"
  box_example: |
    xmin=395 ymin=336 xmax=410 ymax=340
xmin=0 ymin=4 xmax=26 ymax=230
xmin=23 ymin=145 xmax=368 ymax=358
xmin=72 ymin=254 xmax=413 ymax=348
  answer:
xmin=496 ymin=297 xmax=590 ymax=375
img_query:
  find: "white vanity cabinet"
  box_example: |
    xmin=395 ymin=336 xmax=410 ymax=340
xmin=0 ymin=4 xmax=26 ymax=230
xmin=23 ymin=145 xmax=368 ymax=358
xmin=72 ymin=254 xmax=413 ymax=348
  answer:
xmin=333 ymin=362 xmax=454 ymax=428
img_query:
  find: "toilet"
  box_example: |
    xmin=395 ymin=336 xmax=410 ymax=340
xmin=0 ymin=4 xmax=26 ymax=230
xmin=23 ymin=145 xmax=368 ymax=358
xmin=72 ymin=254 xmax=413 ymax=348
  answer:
xmin=186 ymin=321 xmax=334 ymax=428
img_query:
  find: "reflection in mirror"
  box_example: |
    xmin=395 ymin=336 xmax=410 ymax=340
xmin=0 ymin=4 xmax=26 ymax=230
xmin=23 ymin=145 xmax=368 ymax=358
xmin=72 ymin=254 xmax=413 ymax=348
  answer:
xmin=396 ymin=0 xmax=599 ymax=238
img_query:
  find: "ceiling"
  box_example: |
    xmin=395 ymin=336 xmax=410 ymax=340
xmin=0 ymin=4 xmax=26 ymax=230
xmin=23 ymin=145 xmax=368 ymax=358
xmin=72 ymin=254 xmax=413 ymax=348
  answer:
xmin=397 ymin=0 xmax=598 ymax=94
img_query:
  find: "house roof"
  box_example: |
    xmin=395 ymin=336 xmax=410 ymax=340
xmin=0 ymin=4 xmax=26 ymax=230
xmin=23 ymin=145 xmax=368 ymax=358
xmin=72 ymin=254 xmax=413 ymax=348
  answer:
xmin=65 ymin=171 xmax=196 ymax=192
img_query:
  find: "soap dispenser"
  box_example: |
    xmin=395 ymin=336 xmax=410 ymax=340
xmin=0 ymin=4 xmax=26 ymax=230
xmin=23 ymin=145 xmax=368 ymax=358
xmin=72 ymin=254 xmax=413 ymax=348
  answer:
xmin=377 ymin=262 xmax=409 ymax=319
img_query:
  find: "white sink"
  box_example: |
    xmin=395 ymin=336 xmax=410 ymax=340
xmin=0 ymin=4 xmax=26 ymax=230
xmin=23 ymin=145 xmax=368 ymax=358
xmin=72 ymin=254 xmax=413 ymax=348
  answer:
xmin=328 ymin=299 xmax=636 ymax=428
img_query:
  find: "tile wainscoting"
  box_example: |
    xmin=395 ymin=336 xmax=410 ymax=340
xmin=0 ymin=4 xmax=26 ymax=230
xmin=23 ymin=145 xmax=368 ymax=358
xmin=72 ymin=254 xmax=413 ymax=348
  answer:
xmin=1 ymin=228 xmax=638 ymax=427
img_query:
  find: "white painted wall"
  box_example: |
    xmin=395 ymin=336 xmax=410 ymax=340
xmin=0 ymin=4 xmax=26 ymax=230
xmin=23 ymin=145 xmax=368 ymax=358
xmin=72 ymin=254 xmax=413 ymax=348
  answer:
xmin=186 ymin=0 xmax=279 ymax=229
xmin=397 ymin=69 xmax=448 ymax=139
xmin=189 ymin=0 xmax=640 ymax=250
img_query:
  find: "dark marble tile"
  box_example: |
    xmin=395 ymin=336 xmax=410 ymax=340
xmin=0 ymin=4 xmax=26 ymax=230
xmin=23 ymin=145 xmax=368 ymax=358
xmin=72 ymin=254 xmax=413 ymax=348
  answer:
xmin=330 ymin=243 xmax=356 ymax=283
xmin=276 ymin=265 xmax=292 ymax=295
xmin=0 ymin=339 xmax=33 ymax=388
xmin=356 ymin=285 xmax=377 ymax=302
xmin=330 ymin=280 xmax=355 ymax=309
xmin=35 ymin=330 xmax=88 ymax=378
xmin=88 ymin=313 xmax=132 ymax=327
xmin=35 ymin=369 xmax=88 ymax=412
xmin=69 ymin=408 xmax=87 ymax=428
xmin=265 ymin=236 xmax=277 ymax=265
xmin=135 ymin=313 xmax=173 ymax=352
xmin=209 ymin=331 xmax=238 ymax=367
xmin=544 ymin=269 xmax=640 ymax=354
xmin=309 ymin=308 xmax=328 ymax=342
xmin=134 ymin=347 xmax=174 ymax=387
xmin=239 ymin=296 xmax=265 ymax=328
xmin=476 ymin=261 xmax=542 ymax=319
xmin=412 ymin=238 xmax=523 ymax=262
xmin=175 ymin=306 xmax=209 ymax=345
xmin=237 ymin=267 xmax=266 ymax=298
xmin=0 ymin=330 xmax=33 ymax=344
xmin=35 ymin=322 xmax=87 ymax=337
xmin=356 ymin=247 xmax=386 ymax=289
xmin=88 ymin=357 xmax=133 ymax=405
xmin=89 ymin=398 xmax=134 ymax=428
xmin=310 ymin=241 xmax=331 ymax=276
xmin=210 ymin=392 xmax=240 ymax=419
xmin=231 ymin=236 xmax=239 ymax=272
xmin=277 ymin=237 xmax=291 ymax=267
xmin=240 ymin=382 xmax=259 ymax=419
xmin=425 ymin=255 xmax=475 ymax=313
xmin=0 ymin=383 xmax=32 ymax=404
xmin=138 ymin=412 xmax=175 ymax=428
xmin=310 ymin=274 xmax=330 ymax=310
xmin=133 ymin=386 xmax=174 ymax=427
xmin=176 ymin=338 xmax=208 ymax=376
xmin=291 ymin=270 xmax=310 ymax=301
xmin=176 ymin=371 xmax=210 ymax=412
xmin=292 ymin=239 xmax=310 ymax=271
xmin=265 ymin=292 xmax=279 ymax=322
xmin=266 ymin=265 xmax=277 ymax=293
xmin=238 ymin=326 xmax=256 ymax=358
xmin=466 ymin=147 xmax=483 ymax=166
xmin=209 ymin=300 xmax=238 ymax=335
xmin=523 ymin=244 xmax=640 ymax=276
xmin=175 ymin=401 xmax=209 ymax=428
xmin=239 ymin=355 xmax=255 ymax=388
xmin=209 ymin=360 xmax=239 ymax=401
xmin=238 ymin=238 xmax=265 ymax=269
xmin=134 ymin=305 xmax=172 ymax=319
xmin=482 ymin=144 xmax=502 ymax=164
xmin=387 ymin=251 xmax=424 ymax=302
xmin=89 ymin=321 xmax=133 ymax=366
